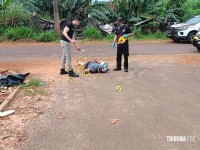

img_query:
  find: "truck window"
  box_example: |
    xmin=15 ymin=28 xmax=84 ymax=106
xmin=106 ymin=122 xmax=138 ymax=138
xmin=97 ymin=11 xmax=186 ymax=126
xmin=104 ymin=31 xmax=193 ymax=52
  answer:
xmin=185 ymin=17 xmax=200 ymax=24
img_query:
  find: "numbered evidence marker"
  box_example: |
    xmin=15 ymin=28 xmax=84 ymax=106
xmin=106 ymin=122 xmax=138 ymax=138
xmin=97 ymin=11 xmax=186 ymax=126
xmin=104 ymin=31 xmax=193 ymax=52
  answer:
xmin=115 ymin=85 xmax=122 ymax=92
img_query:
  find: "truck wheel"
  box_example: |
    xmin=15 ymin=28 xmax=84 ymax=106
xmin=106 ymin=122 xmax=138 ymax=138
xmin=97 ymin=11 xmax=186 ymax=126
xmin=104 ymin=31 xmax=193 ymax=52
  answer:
xmin=187 ymin=32 xmax=196 ymax=43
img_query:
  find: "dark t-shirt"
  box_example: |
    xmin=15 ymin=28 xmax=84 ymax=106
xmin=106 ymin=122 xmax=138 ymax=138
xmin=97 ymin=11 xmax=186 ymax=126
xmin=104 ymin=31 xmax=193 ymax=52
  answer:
xmin=61 ymin=21 xmax=75 ymax=42
xmin=114 ymin=24 xmax=132 ymax=47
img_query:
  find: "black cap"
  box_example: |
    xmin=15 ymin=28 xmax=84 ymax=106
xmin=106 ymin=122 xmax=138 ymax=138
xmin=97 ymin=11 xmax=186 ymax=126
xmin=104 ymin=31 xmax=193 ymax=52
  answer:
xmin=116 ymin=17 xmax=124 ymax=23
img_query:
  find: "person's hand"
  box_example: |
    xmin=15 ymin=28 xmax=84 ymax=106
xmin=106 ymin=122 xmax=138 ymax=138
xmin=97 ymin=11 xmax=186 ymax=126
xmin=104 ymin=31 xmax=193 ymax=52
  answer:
xmin=112 ymin=42 xmax=115 ymax=48
xmin=123 ymin=34 xmax=129 ymax=38
xmin=77 ymin=47 xmax=81 ymax=51
xmin=70 ymin=39 xmax=75 ymax=43
xmin=84 ymin=69 xmax=89 ymax=73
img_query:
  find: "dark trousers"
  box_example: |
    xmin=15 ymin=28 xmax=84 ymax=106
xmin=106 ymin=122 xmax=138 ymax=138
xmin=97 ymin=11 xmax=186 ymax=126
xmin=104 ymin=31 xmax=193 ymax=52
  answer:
xmin=116 ymin=46 xmax=129 ymax=69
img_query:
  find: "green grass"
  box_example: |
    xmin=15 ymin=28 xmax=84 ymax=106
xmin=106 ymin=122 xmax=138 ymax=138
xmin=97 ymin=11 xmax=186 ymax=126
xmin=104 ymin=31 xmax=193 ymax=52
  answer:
xmin=5 ymin=27 xmax=34 ymax=41
xmin=20 ymin=78 xmax=47 ymax=97
xmin=33 ymin=31 xmax=56 ymax=42
xmin=134 ymin=31 xmax=168 ymax=41
xmin=0 ymin=25 xmax=168 ymax=43
xmin=1 ymin=26 xmax=56 ymax=42
xmin=133 ymin=27 xmax=168 ymax=41
xmin=83 ymin=27 xmax=102 ymax=39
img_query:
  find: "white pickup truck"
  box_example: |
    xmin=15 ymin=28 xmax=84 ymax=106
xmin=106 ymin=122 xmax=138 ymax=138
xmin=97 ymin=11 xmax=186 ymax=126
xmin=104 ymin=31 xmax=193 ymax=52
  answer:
xmin=166 ymin=16 xmax=200 ymax=43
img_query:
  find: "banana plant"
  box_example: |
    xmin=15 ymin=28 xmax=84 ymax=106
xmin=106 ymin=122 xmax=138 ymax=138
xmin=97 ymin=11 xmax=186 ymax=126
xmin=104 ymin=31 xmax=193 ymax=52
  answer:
xmin=1 ymin=0 xmax=11 ymax=10
xmin=87 ymin=1 xmax=117 ymax=23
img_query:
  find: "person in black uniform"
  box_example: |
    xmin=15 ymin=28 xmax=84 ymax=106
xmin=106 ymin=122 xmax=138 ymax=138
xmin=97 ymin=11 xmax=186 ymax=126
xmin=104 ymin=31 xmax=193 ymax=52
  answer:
xmin=60 ymin=15 xmax=82 ymax=77
xmin=112 ymin=17 xmax=133 ymax=72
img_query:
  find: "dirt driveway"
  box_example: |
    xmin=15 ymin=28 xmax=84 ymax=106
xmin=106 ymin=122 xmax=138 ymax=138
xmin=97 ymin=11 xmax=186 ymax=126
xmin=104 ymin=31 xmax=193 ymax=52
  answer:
xmin=0 ymin=41 xmax=200 ymax=150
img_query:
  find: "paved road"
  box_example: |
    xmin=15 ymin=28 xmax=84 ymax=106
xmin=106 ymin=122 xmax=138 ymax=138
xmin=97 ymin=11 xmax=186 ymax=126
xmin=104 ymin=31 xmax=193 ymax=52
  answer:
xmin=23 ymin=59 xmax=200 ymax=150
xmin=0 ymin=41 xmax=198 ymax=62
xmin=1 ymin=42 xmax=200 ymax=149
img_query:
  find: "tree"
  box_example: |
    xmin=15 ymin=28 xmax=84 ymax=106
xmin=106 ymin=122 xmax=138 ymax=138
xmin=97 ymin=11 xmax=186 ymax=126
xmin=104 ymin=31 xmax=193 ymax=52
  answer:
xmin=53 ymin=0 xmax=60 ymax=37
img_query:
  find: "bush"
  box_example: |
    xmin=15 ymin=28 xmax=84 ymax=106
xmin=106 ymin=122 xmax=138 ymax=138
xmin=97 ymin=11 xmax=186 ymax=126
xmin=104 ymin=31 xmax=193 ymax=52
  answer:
xmin=133 ymin=27 xmax=167 ymax=40
xmin=133 ymin=27 xmax=143 ymax=39
xmin=104 ymin=34 xmax=114 ymax=41
xmin=4 ymin=3 xmax=30 ymax=27
xmin=0 ymin=26 xmax=6 ymax=36
xmin=33 ymin=31 xmax=56 ymax=42
xmin=5 ymin=27 xmax=34 ymax=41
xmin=83 ymin=27 xmax=102 ymax=39
xmin=0 ymin=12 xmax=6 ymax=24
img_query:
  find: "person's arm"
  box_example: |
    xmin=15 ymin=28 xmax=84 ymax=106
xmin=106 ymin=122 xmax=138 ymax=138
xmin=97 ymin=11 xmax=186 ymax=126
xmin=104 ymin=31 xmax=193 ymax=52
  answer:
xmin=74 ymin=42 xmax=81 ymax=51
xmin=112 ymin=35 xmax=117 ymax=48
xmin=114 ymin=35 xmax=117 ymax=43
xmin=62 ymin=26 xmax=75 ymax=43
xmin=126 ymin=32 xmax=133 ymax=37
xmin=72 ymin=33 xmax=82 ymax=51
xmin=123 ymin=26 xmax=134 ymax=38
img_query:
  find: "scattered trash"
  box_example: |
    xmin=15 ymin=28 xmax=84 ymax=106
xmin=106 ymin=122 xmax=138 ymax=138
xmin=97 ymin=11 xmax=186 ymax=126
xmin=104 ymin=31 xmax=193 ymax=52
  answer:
xmin=86 ymin=73 xmax=92 ymax=77
xmin=68 ymin=77 xmax=73 ymax=81
xmin=80 ymin=66 xmax=85 ymax=70
xmin=0 ymin=110 xmax=16 ymax=117
xmin=0 ymin=69 xmax=8 ymax=76
xmin=18 ymin=132 xmax=28 ymax=142
xmin=110 ymin=119 xmax=119 ymax=124
xmin=76 ymin=57 xmax=81 ymax=61
xmin=57 ymin=116 xmax=66 ymax=119
xmin=0 ymin=72 xmax=30 ymax=87
xmin=2 ymin=134 xmax=10 ymax=140
xmin=96 ymin=74 xmax=101 ymax=79
xmin=115 ymin=85 xmax=122 ymax=92
xmin=39 ymin=82 xmax=45 ymax=87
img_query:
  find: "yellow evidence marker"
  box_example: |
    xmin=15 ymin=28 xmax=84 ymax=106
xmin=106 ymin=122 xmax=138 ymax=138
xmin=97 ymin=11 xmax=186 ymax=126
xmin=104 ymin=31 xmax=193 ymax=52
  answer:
xmin=68 ymin=77 xmax=73 ymax=81
xmin=96 ymin=74 xmax=101 ymax=79
xmin=115 ymin=85 xmax=122 ymax=92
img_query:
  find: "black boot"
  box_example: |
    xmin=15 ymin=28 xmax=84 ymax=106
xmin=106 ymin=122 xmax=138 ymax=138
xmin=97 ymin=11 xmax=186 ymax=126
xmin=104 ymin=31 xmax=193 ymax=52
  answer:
xmin=124 ymin=68 xmax=128 ymax=72
xmin=69 ymin=70 xmax=79 ymax=77
xmin=113 ymin=68 xmax=122 ymax=71
xmin=60 ymin=69 xmax=68 ymax=75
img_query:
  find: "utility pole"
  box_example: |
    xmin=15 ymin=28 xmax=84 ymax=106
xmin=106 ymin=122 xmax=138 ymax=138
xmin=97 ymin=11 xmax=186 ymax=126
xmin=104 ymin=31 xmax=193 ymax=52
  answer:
xmin=53 ymin=0 xmax=60 ymax=38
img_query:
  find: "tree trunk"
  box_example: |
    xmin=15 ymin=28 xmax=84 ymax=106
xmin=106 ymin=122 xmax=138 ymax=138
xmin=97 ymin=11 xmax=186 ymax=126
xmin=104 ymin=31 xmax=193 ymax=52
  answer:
xmin=53 ymin=0 xmax=60 ymax=38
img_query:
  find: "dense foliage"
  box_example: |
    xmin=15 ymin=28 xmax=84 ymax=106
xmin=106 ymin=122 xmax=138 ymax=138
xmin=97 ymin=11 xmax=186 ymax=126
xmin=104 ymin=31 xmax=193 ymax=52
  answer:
xmin=0 ymin=0 xmax=199 ymax=41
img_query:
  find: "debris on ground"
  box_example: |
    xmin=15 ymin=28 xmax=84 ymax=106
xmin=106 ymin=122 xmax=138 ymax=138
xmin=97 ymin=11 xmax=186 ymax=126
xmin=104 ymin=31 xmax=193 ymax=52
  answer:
xmin=0 ymin=72 xmax=30 ymax=87
xmin=1 ymin=133 xmax=10 ymax=140
xmin=68 ymin=77 xmax=73 ymax=81
xmin=39 ymin=82 xmax=45 ymax=87
xmin=0 ymin=110 xmax=16 ymax=117
xmin=110 ymin=119 xmax=119 ymax=124
xmin=0 ymin=69 xmax=9 ymax=76
xmin=57 ymin=116 xmax=66 ymax=119
xmin=86 ymin=73 xmax=92 ymax=77
xmin=96 ymin=74 xmax=101 ymax=79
